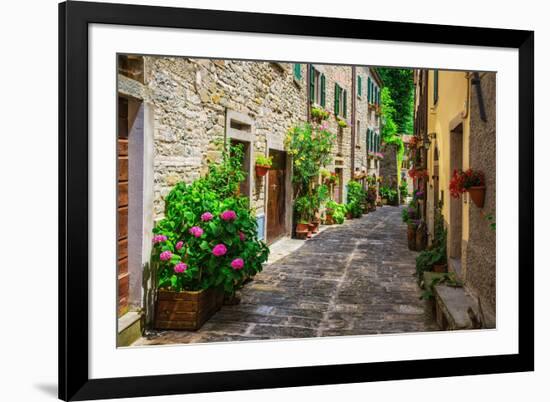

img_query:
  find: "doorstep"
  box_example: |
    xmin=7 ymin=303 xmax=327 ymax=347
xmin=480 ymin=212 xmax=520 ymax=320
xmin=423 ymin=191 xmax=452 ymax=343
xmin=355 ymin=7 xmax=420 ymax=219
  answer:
xmin=117 ymin=311 xmax=143 ymax=347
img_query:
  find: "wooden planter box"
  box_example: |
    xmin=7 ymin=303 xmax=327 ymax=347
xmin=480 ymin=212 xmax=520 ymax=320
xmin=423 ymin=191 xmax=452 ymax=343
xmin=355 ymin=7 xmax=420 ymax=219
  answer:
xmin=154 ymin=288 xmax=224 ymax=331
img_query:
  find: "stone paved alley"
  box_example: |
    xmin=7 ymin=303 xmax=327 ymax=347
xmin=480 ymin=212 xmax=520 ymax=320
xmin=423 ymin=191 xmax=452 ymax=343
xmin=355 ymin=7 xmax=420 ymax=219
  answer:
xmin=133 ymin=206 xmax=438 ymax=346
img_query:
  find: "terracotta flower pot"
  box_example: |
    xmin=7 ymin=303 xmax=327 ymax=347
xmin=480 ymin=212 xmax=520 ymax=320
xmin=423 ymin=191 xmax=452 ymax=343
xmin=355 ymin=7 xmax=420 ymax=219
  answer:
xmin=324 ymin=214 xmax=335 ymax=225
xmin=295 ymin=223 xmax=309 ymax=239
xmin=255 ymin=165 xmax=270 ymax=177
xmin=433 ymin=264 xmax=448 ymax=273
xmin=467 ymin=186 xmax=486 ymax=208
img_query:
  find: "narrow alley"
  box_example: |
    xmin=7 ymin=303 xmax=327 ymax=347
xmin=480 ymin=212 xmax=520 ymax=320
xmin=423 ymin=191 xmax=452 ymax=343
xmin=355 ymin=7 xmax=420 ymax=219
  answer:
xmin=134 ymin=206 xmax=438 ymax=346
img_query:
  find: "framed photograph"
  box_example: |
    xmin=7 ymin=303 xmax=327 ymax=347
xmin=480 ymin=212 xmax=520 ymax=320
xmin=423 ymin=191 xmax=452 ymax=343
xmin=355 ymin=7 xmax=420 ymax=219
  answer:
xmin=59 ymin=1 xmax=534 ymax=400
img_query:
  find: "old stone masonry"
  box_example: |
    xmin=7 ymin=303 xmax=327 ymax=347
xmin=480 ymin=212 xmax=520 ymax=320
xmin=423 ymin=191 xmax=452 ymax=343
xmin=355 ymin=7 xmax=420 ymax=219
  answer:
xmin=134 ymin=207 xmax=437 ymax=345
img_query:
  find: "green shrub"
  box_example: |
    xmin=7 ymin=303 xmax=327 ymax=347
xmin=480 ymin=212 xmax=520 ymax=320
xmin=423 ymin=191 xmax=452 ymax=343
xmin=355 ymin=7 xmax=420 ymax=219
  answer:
xmin=326 ymin=200 xmax=347 ymax=224
xmin=379 ymin=185 xmax=398 ymax=204
xmin=346 ymin=181 xmax=365 ymax=218
xmin=152 ymin=144 xmax=269 ymax=295
xmin=255 ymin=154 xmax=272 ymax=167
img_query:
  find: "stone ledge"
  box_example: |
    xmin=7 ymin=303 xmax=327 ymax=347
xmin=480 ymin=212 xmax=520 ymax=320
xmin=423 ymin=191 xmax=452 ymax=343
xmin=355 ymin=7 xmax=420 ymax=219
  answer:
xmin=117 ymin=311 xmax=143 ymax=347
xmin=433 ymin=284 xmax=479 ymax=330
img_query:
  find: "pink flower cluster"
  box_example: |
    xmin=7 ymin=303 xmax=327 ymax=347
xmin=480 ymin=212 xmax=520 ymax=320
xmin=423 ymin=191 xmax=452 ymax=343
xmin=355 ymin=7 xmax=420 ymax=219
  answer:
xmin=159 ymin=250 xmax=172 ymax=261
xmin=238 ymin=231 xmax=245 ymax=241
xmin=189 ymin=226 xmax=204 ymax=238
xmin=230 ymin=258 xmax=244 ymax=270
xmin=201 ymin=212 xmax=213 ymax=222
xmin=152 ymin=234 xmax=167 ymax=244
xmin=212 ymin=244 xmax=227 ymax=257
xmin=175 ymin=241 xmax=184 ymax=250
xmin=174 ymin=262 xmax=187 ymax=273
xmin=220 ymin=210 xmax=237 ymax=221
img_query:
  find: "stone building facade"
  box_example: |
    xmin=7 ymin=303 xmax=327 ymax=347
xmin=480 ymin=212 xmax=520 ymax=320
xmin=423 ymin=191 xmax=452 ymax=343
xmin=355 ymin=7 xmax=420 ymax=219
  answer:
xmin=116 ymin=55 xmax=385 ymax=343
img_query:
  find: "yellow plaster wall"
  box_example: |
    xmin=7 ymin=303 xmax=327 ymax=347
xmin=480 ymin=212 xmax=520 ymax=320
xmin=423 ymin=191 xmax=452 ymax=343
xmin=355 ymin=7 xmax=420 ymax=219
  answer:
xmin=426 ymin=70 xmax=471 ymax=243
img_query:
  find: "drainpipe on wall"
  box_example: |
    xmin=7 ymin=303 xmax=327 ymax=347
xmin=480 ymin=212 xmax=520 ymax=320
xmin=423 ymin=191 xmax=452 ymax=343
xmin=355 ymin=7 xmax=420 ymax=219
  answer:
xmin=306 ymin=64 xmax=311 ymax=122
xmin=350 ymin=66 xmax=356 ymax=179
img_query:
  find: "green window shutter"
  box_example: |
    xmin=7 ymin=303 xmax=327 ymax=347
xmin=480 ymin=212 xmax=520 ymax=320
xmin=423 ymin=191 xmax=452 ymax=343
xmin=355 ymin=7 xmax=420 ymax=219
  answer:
xmin=309 ymin=65 xmax=315 ymax=102
xmin=367 ymin=77 xmax=371 ymax=102
xmin=294 ymin=63 xmax=301 ymax=80
xmin=358 ymin=76 xmax=362 ymax=96
xmin=368 ymin=129 xmax=371 ymax=152
xmin=366 ymin=129 xmax=370 ymax=151
xmin=376 ymin=87 xmax=379 ymax=105
xmin=334 ymin=83 xmax=340 ymax=115
xmin=320 ymin=74 xmax=326 ymax=107
xmin=343 ymin=89 xmax=347 ymax=117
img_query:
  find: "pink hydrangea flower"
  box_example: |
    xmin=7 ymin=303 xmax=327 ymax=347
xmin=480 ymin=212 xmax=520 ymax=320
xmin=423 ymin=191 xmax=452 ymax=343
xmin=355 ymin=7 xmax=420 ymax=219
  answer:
xmin=212 ymin=244 xmax=227 ymax=257
xmin=174 ymin=262 xmax=187 ymax=273
xmin=189 ymin=226 xmax=204 ymax=238
xmin=152 ymin=234 xmax=167 ymax=244
xmin=175 ymin=241 xmax=184 ymax=250
xmin=159 ymin=250 xmax=172 ymax=261
xmin=230 ymin=258 xmax=244 ymax=270
xmin=238 ymin=231 xmax=245 ymax=241
xmin=220 ymin=210 xmax=237 ymax=221
xmin=201 ymin=212 xmax=213 ymax=222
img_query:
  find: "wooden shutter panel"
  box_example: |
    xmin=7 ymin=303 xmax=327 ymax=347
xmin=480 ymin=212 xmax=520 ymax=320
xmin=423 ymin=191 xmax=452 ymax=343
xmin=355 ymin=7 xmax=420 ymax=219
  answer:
xmin=309 ymin=65 xmax=315 ymax=102
xmin=320 ymin=74 xmax=326 ymax=107
xmin=334 ymin=83 xmax=340 ymax=115
xmin=367 ymin=77 xmax=371 ymax=102
xmin=343 ymin=90 xmax=347 ymax=117
xmin=294 ymin=63 xmax=301 ymax=80
xmin=367 ymin=129 xmax=371 ymax=151
xmin=358 ymin=76 xmax=362 ymax=96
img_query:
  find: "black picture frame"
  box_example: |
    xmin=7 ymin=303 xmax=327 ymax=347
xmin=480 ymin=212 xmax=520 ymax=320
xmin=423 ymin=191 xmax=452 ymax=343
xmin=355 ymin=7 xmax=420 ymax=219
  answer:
xmin=59 ymin=1 xmax=534 ymax=400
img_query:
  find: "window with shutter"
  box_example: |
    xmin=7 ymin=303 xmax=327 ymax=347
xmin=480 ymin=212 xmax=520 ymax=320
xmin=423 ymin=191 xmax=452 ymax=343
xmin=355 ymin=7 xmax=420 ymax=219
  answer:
xmin=334 ymin=83 xmax=340 ymax=115
xmin=367 ymin=77 xmax=371 ymax=103
xmin=343 ymin=90 xmax=347 ymax=117
xmin=309 ymin=65 xmax=315 ymax=102
xmin=358 ymin=76 xmax=362 ymax=97
xmin=320 ymin=74 xmax=326 ymax=107
xmin=367 ymin=129 xmax=371 ymax=152
xmin=294 ymin=64 xmax=301 ymax=80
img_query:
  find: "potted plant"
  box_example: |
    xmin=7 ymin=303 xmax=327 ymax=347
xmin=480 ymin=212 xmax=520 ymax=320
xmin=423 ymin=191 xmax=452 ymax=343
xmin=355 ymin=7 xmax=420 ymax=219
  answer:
xmin=345 ymin=181 xmax=365 ymax=219
xmin=255 ymin=154 xmax=273 ymax=177
xmin=152 ymin=145 xmax=269 ymax=330
xmin=449 ymin=168 xmax=485 ymax=208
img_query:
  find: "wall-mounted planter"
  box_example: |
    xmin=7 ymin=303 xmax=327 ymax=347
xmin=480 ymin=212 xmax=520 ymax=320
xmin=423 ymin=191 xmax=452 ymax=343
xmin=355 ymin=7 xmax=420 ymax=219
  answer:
xmin=255 ymin=165 xmax=270 ymax=177
xmin=467 ymin=186 xmax=486 ymax=208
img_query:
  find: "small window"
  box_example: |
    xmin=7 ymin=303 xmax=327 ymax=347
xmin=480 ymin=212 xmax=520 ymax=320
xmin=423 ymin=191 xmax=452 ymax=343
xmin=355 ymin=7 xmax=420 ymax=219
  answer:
xmin=309 ymin=66 xmax=326 ymax=107
xmin=334 ymin=85 xmax=347 ymax=118
xmin=357 ymin=75 xmax=362 ymax=97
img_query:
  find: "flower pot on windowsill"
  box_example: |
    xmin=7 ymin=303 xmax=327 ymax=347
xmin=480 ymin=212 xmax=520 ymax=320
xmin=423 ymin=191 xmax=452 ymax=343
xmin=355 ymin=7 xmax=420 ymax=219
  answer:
xmin=255 ymin=165 xmax=270 ymax=177
xmin=467 ymin=186 xmax=486 ymax=208
xmin=154 ymin=288 xmax=224 ymax=330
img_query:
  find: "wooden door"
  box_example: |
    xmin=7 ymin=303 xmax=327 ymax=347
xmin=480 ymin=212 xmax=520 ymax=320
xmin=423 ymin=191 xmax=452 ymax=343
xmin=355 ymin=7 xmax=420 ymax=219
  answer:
xmin=449 ymin=124 xmax=463 ymax=260
xmin=266 ymin=150 xmax=287 ymax=244
xmin=333 ymin=168 xmax=343 ymax=203
xmin=117 ymin=97 xmax=130 ymax=316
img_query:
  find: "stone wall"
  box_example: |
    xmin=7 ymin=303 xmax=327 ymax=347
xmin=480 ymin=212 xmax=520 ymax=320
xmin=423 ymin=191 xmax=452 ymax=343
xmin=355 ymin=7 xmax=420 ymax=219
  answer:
xmin=354 ymin=66 xmax=370 ymax=174
xmin=379 ymin=143 xmax=398 ymax=189
xmin=119 ymin=57 xmax=308 ymax=219
xmin=464 ymin=72 xmax=496 ymax=325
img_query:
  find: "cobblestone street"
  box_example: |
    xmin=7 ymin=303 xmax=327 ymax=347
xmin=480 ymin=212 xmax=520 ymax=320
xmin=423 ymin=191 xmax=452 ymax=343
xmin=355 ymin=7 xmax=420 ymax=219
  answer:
xmin=133 ymin=206 xmax=438 ymax=346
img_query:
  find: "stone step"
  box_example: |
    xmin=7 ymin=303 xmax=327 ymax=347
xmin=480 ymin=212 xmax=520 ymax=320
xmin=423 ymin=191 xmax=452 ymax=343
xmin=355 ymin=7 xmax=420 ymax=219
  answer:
xmin=433 ymin=284 xmax=480 ymax=330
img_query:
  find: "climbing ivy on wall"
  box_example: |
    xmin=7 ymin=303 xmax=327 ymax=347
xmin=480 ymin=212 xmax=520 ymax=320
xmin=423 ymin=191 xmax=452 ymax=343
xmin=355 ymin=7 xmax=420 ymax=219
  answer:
xmin=377 ymin=68 xmax=415 ymax=135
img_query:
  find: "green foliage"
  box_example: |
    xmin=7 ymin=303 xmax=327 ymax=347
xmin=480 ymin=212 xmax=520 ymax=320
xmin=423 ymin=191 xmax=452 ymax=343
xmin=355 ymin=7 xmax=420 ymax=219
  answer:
xmin=402 ymin=200 xmax=418 ymax=224
xmin=152 ymin=144 xmax=269 ymax=295
xmin=420 ymin=272 xmax=463 ymax=300
xmin=346 ymin=181 xmax=365 ymax=218
xmin=399 ymin=180 xmax=409 ymax=200
xmin=311 ymin=106 xmax=329 ymax=121
xmin=377 ymin=68 xmax=414 ymax=134
xmin=326 ymin=200 xmax=347 ymax=224
xmin=379 ymin=185 xmax=398 ymax=204
xmin=415 ymin=204 xmax=447 ymax=281
xmin=337 ymin=118 xmax=348 ymax=128
xmin=255 ymin=154 xmax=272 ymax=168
xmin=286 ymin=122 xmax=335 ymax=222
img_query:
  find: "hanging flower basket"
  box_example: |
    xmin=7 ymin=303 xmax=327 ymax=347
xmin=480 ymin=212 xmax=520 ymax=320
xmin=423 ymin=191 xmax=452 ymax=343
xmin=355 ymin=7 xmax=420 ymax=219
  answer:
xmin=255 ymin=165 xmax=270 ymax=177
xmin=467 ymin=186 xmax=486 ymax=208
